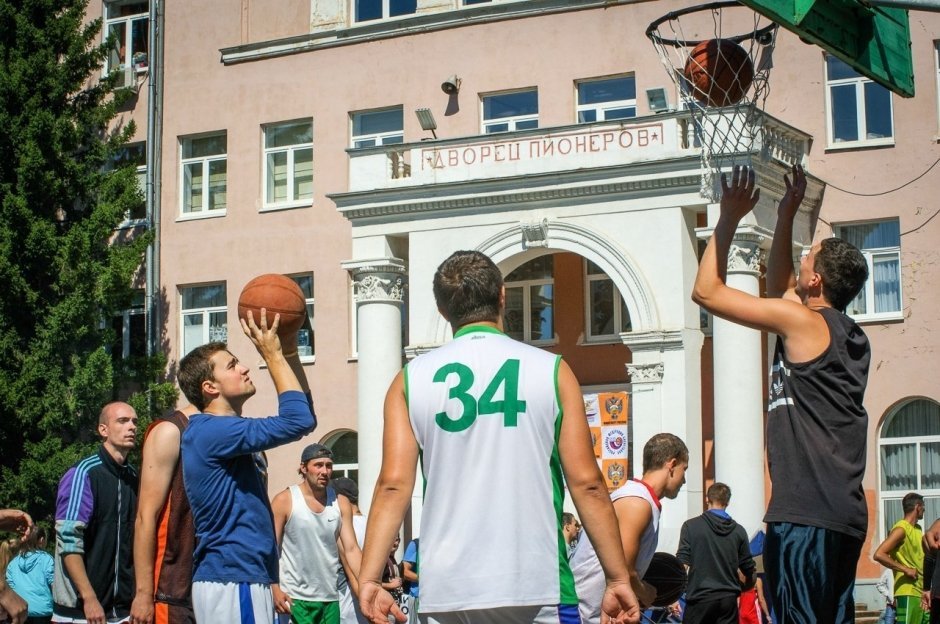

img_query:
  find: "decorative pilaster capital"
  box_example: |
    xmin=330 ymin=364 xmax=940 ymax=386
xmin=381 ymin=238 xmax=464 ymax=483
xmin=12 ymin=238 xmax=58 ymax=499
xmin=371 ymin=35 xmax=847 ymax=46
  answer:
xmin=626 ymin=362 xmax=664 ymax=384
xmin=342 ymin=258 xmax=407 ymax=304
xmin=727 ymin=235 xmax=765 ymax=275
xmin=521 ymin=218 xmax=549 ymax=249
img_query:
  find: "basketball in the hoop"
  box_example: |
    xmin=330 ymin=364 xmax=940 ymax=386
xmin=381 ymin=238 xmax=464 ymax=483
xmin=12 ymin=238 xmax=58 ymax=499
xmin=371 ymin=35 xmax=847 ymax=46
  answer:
xmin=683 ymin=38 xmax=754 ymax=107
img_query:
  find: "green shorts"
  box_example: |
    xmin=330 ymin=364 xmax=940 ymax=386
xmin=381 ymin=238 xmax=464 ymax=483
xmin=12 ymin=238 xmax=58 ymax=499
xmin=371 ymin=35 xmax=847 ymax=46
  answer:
xmin=290 ymin=599 xmax=340 ymax=624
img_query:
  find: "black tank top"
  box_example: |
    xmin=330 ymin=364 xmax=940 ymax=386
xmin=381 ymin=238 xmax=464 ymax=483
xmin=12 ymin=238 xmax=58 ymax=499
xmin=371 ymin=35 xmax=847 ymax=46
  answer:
xmin=764 ymin=307 xmax=870 ymax=540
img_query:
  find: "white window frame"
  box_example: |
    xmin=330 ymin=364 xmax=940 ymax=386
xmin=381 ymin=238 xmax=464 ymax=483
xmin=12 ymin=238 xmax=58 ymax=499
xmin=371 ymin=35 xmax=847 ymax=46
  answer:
xmin=351 ymin=0 xmax=417 ymax=23
xmin=481 ymin=89 xmax=539 ymax=134
xmin=935 ymin=41 xmax=940 ymax=135
xmin=288 ymin=273 xmax=315 ymax=363
xmin=575 ymin=75 xmax=638 ymax=124
xmin=877 ymin=399 xmax=940 ymax=540
xmin=114 ymin=289 xmax=146 ymax=360
xmin=180 ymin=283 xmax=227 ymax=356
xmin=583 ymin=260 xmax=631 ymax=342
xmin=834 ymin=220 xmax=903 ymax=322
xmin=262 ymin=120 xmax=313 ymax=211
xmin=179 ymin=133 xmax=227 ymax=219
xmin=351 ymin=107 xmax=404 ymax=148
xmin=504 ymin=278 xmax=555 ymax=346
xmin=824 ymin=55 xmax=894 ymax=149
xmin=104 ymin=0 xmax=149 ymax=74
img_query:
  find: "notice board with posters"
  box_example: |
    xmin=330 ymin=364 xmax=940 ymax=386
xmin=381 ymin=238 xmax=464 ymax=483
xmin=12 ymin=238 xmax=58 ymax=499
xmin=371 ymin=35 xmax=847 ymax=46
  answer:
xmin=583 ymin=391 xmax=631 ymax=491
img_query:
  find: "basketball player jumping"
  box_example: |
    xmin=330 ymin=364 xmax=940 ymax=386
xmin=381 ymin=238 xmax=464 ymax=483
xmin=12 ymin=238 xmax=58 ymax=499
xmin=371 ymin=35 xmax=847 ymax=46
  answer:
xmin=359 ymin=250 xmax=640 ymax=624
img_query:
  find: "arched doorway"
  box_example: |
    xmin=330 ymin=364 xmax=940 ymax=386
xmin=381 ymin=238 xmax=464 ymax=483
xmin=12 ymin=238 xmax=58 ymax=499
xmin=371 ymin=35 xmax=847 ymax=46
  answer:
xmin=323 ymin=429 xmax=359 ymax=483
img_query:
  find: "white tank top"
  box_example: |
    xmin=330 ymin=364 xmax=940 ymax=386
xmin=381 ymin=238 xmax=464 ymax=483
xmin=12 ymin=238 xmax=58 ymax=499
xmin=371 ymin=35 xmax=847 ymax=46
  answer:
xmin=278 ymin=484 xmax=342 ymax=601
xmin=406 ymin=325 xmax=573 ymax=612
xmin=570 ymin=479 xmax=661 ymax=624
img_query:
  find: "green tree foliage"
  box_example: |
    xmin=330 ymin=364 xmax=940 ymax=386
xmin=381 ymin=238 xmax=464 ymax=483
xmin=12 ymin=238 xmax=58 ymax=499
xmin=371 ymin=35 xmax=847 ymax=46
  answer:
xmin=0 ymin=0 xmax=176 ymax=521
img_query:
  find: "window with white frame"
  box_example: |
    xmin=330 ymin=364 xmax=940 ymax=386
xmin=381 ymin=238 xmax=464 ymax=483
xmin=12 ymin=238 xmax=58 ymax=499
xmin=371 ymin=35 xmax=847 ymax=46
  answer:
xmin=835 ymin=220 xmax=902 ymax=320
xmin=112 ymin=289 xmax=146 ymax=361
xmin=825 ymin=55 xmax=894 ymax=146
xmin=879 ymin=398 xmax=940 ymax=538
xmin=180 ymin=284 xmax=227 ymax=356
xmin=263 ymin=121 xmax=313 ymax=209
xmin=105 ymin=0 xmax=149 ymax=72
xmin=324 ymin=430 xmax=359 ymax=482
xmin=180 ymin=133 xmax=227 ymax=216
xmin=935 ymin=42 xmax=940 ymax=131
xmin=504 ymin=255 xmax=554 ymax=344
xmin=111 ymin=142 xmax=147 ymax=223
xmin=576 ymin=76 xmax=637 ymax=123
xmin=351 ymin=108 xmax=404 ymax=148
xmin=584 ymin=260 xmax=632 ymax=340
xmin=354 ymin=0 xmax=416 ymax=22
xmin=289 ymin=273 xmax=315 ymax=360
xmin=482 ymin=90 xmax=538 ymax=134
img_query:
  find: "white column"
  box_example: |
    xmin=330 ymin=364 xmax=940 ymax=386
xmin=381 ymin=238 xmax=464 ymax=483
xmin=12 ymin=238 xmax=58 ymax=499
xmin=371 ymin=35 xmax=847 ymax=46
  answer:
xmin=711 ymin=231 xmax=766 ymax=536
xmin=343 ymin=259 xmax=406 ymax=515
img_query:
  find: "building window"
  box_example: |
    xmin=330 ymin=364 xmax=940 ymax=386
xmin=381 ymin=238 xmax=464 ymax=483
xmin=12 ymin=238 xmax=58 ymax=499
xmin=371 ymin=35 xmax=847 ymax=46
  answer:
xmin=180 ymin=283 xmax=227 ymax=356
xmin=112 ymin=289 xmax=146 ymax=361
xmin=879 ymin=398 xmax=940 ymax=538
xmin=180 ymin=133 xmax=227 ymax=216
xmin=482 ymin=90 xmax=538 ymax=134
xmin=504 ymin=255 xmax=554 ymax=344
xmin=263 ymin=121 xmax=313 ymax=209
xmin=825 ymin=55 xmax=893 ymax=147
xmin=324 ymin=430 xmax=359 ymax=482
xmin=835 ymin=220 xmax=902 ymax=320
xmin=354 ymin=0 xmax=416 ymax=22
xmin=584 ymin=260 xmax=632 ymax=340
xmin=289 ymin=273 xmax=315 ymax=360
xmin=576 ymin=76 xmax=637 ymax=123
xmin=351 ymin=108 xmax=404 ymax=148
xmin=105 ymin=0 xmax=149 ymax=72
xmin=111 ymin=142 xmax=147 ymax=223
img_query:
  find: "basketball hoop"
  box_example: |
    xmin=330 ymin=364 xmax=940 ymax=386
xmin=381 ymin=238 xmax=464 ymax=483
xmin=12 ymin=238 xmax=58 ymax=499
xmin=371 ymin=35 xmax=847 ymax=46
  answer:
xmin=646 ymin=1 xmax=778 ymax=200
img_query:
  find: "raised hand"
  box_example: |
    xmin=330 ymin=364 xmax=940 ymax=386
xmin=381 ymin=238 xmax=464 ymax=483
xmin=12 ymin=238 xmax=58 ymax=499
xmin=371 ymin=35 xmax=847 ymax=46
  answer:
xmin=240 ymin=308 xmax=284 ymax=361
xmin=719 ymin=165 xmax=761 ymax=224
xmin=779 ymin=164 xmax=806 ymax=220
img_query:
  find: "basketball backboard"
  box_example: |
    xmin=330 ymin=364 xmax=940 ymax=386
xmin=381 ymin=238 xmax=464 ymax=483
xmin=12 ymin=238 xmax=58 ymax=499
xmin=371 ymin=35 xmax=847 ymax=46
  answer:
xmin=737 ymin=0 xmax=914 ymax=97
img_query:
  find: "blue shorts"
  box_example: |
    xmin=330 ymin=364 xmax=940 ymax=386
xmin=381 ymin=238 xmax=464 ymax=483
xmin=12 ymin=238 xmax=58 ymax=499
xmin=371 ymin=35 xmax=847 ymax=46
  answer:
xmin=419 ymin=604 xmax=580 ymax=624
xmin=764 ymin=522 xmax=863 ymax=624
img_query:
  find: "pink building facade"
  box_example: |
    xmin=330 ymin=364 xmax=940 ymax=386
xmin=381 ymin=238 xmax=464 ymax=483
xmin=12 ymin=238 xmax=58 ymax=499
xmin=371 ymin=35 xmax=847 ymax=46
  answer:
xmin=103 ymin=0 xmax=940 ymax=598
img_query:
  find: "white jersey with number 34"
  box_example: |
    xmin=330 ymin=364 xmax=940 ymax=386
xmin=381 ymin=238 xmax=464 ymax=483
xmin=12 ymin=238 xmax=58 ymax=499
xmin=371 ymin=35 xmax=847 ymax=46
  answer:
xmin=405 ymin=325 xmax=576 ymax=612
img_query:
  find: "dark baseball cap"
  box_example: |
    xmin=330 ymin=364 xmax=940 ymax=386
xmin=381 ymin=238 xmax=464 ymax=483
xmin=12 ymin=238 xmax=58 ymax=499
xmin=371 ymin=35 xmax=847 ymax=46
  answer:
xmin=332 ymin=477 xmax=359 ymax=503
xmin=301 ymin=443 xmax=333 ymax=462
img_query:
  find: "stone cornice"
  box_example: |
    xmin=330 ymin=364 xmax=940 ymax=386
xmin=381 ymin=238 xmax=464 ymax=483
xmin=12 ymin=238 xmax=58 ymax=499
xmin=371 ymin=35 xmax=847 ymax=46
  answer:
xmin=221 ymin=0 xmax=640 ymax=65
xmin=620 ymin=329 xmax=684 ymax=352
xmin=331 ymin=165 xmax=703 ymax=223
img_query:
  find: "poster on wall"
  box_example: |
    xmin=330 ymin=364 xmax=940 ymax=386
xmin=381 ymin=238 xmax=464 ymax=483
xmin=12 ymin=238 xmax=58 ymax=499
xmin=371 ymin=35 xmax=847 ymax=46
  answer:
xmin=584 ymin=391 xmax=631 ymax=491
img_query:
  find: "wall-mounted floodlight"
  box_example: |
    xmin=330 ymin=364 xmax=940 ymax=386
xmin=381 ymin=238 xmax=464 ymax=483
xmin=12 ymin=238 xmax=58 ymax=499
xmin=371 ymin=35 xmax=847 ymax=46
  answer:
xmin=646 ymin=87 xmax=671 ymax=113
xmin=415 ymin=108 xmax=438 ymax=139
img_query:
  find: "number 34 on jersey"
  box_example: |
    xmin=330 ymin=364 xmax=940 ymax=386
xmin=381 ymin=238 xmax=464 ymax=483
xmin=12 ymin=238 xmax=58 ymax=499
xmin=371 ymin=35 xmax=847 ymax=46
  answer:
xmin=432 ymin=359 xmax=527 ymax=433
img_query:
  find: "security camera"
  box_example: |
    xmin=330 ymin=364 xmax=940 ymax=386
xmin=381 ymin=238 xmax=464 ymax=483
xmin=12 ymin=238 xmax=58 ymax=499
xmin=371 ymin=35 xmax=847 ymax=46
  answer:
xmin=441 ymin=75 xmax=461 ymax=95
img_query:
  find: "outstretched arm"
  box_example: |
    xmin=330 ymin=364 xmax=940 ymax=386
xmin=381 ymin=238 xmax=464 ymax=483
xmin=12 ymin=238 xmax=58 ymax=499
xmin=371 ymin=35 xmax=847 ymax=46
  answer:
xmin=692 ymin=166 xmax=810 ymax=339
xmin=765 ymin=165 xmax=806 ymax=301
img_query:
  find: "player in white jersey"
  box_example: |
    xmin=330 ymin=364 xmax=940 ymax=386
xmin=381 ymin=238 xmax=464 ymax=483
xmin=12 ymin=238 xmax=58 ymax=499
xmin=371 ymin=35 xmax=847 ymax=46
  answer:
xmin=358 ymin=250 xmax=640 ymax=624
xmin=571 ymin=433 xmax=689 ymax=623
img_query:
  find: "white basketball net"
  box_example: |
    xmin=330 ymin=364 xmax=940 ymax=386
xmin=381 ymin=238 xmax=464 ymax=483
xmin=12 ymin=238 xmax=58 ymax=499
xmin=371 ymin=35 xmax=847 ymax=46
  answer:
xmin=646 ymin=1 xmax=778 ymax=199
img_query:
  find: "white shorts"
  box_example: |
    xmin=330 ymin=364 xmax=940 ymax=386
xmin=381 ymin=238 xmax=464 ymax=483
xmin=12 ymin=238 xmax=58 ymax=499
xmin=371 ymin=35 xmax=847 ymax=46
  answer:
xmin=52 ymin=617 xmax=129 ymax=624
xmin=192 ymin=581 xmax=274 ymax=624
xmin=418 ymin=605 xmax=580 ymax=624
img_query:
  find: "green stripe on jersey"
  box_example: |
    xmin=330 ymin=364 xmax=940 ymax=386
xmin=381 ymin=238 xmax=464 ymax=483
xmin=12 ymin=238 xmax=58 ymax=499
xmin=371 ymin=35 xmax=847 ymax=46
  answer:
xmin=551 ymin=355 xmax=578 ymax=605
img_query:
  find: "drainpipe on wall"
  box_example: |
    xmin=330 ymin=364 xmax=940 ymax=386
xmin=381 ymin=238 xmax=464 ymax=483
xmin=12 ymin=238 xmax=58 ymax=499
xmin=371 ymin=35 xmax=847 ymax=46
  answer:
xmin=145 ymin=0 xmax=164 ymax=381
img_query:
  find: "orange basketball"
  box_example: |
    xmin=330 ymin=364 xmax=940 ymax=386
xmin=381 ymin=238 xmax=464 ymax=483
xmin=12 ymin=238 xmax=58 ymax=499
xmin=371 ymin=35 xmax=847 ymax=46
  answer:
xmin=683 ymin=38 xmax=754 ymax=107
xmin=237 ymin=274 xmax=307 ymax=337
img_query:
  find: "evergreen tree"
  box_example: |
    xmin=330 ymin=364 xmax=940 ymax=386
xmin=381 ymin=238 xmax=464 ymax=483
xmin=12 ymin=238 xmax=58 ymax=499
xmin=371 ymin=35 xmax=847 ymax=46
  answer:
xmin=0 ymin=0 xmax=175 ymax=521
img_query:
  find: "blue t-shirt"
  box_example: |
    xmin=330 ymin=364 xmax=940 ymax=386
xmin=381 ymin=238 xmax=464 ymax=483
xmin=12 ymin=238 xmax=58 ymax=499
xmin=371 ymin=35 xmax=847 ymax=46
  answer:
xmin=182 ymin=391 xmax=315 ymax=584
xmin=403 ymin=539 xmax=419 ymax=598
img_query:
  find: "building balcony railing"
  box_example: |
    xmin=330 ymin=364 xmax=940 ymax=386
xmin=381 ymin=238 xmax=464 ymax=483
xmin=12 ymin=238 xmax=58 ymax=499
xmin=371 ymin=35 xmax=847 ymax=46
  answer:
xmin=345 ymin=108 xmax=812 ymax=194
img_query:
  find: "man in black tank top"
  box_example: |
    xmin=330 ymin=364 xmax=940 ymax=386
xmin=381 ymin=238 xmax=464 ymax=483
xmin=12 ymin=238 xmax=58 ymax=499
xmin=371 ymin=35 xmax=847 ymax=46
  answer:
xmin=693 ymin=165 xmax=870 ymax=624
